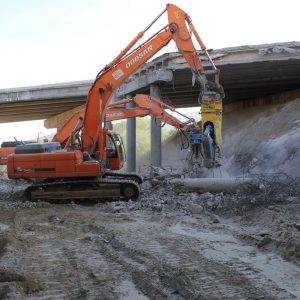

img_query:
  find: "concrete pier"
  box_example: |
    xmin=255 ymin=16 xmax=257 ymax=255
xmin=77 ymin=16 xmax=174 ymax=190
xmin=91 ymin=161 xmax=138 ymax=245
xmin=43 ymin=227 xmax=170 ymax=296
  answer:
xmin=126 ymin=98 xmax=136 ymax=172
xmin=150 ymin=85 xmax=162 ymax=167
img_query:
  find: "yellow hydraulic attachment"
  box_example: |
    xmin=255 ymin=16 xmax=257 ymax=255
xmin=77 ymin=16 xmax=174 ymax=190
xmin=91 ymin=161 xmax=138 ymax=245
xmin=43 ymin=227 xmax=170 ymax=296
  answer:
xmin=201 ymin=92 xmax=223 ymax=167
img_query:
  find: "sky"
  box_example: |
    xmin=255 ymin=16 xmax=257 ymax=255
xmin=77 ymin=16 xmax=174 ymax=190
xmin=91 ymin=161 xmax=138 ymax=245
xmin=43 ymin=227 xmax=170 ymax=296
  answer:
xmin=0 ymin=0 xmax=299 ymax=142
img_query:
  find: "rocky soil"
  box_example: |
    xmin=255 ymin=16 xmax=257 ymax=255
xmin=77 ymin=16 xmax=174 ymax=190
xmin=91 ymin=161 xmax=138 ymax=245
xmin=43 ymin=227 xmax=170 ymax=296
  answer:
xmin=0 ymin=167 xmax=299 ymax=299
xmin=0 ymin=97 xmax=299 ymax=299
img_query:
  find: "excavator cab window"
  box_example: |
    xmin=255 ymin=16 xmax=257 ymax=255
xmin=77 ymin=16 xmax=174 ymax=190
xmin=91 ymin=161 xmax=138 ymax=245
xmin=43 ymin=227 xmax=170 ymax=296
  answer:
xmin=105 ymin=132 xmax=126 ymax=170
xmin=113 ymin=133 xmax=126 ymax=163
xmin=106 ymin=135 xmax=118 ymax=158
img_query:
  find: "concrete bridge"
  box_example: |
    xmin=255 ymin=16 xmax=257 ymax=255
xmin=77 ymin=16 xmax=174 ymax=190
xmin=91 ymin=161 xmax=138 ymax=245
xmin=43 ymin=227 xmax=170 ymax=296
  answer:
xmin=0 ymin=41 xmax=299 ymax=171
xmin=0 ymin=41 xmax=299 ymax=124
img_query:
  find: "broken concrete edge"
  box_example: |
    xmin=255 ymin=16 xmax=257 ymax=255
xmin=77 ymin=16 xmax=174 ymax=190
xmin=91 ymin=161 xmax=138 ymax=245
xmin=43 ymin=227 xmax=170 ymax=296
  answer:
xmin=121 ymin=41 xmax=300 ymax=83
xmin=1 ymin=41 xmax=299 ymax=95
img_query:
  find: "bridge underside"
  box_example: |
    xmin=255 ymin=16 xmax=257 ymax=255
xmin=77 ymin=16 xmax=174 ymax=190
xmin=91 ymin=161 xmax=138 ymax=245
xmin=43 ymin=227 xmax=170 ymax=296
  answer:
xmin=129 ymin=58 xmax=300 ymax=108
xmin=0 ymin=42 xmax=299 ymax=123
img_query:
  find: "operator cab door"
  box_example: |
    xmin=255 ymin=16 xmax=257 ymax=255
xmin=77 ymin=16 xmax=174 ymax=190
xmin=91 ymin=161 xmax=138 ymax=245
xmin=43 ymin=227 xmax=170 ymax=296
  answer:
xmin=106 ymin=132 xmax=125 ymax=170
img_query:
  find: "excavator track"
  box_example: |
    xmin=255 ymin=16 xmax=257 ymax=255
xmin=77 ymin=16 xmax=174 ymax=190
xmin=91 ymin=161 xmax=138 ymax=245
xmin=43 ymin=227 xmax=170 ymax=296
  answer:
xmin=102 ymin=172 xmax=143 ymax=184
xmin=24 ymin=178 xmax=140 ymax=202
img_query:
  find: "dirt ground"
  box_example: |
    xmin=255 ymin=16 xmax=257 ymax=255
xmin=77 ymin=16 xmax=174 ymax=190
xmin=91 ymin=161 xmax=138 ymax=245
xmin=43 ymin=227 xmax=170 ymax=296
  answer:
xmin=0 ymin=170 xmax=299 ymax=300
xmin=0 ymin=98 xmax=299 ymax=299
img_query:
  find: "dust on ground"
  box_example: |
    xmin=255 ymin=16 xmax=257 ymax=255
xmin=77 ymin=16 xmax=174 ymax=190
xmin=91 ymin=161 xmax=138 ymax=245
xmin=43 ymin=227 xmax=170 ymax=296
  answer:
xmin=0 ymin=168 xmax=299 ymax=299
xmin=138 ymin=98 xmax=300 ymax=178
xmin=221 ymin=98 xmax=300 ymax=178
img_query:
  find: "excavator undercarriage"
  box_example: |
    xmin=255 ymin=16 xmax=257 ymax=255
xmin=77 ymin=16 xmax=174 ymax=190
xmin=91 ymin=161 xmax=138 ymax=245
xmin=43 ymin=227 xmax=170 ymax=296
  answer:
xmin=25 ymin=178 xmax=140 ymax=202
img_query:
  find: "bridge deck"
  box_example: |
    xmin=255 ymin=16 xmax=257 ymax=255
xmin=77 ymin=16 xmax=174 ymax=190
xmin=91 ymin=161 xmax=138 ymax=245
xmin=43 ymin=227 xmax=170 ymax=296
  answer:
xmin=0 ymin=41 xmax=299 ymax=123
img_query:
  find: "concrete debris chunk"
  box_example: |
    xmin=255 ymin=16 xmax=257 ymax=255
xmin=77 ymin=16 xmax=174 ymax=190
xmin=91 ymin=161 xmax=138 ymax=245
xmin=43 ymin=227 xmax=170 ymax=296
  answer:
xmin=294 ymin=224 xmax=300 ymax=231
xmin=209 ymin=214 xmax=220 ymax=223
xmin=257 ymin=235 xmax=272 ymax=248
xmin=259 ymin=46 xmax=296 ymax=55
xmin=189 ymin=203 xmax=204 ymax=214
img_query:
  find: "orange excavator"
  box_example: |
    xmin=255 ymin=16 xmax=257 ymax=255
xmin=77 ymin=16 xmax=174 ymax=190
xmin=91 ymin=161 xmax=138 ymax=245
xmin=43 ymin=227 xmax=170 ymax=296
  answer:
xmin=7 ymin=3 xmax=222 ymax=201
xmin=7 ymin=94 xmax=201 ymax=201
xmin=0 ymin=95 xmax=199 ymax=167
xmin=0 ymin=133 xmax=49 ymax=165
xmin=0 ymin=143 xmax=17 ymax=165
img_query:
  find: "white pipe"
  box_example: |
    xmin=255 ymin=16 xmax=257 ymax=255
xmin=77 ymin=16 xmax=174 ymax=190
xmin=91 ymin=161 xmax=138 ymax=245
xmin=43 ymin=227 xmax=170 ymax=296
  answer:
xmin=170 ymin=177 xmax=254 ymax=193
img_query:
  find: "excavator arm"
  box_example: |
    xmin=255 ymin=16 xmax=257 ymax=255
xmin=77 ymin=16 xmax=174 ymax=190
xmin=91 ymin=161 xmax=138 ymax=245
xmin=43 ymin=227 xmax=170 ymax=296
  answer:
xmin=106 ymin=94 xmax=199 ymax=129
xmin=53 ymin=94 xmax=199 ymax=149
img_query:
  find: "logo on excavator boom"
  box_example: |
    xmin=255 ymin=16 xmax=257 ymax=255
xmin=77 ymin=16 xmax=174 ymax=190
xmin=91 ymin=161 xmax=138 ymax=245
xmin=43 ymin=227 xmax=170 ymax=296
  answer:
xmin=106 ymin=112 xmax=124 ymax=118
xmin=125 ymin=45 xmax=153 ymax=69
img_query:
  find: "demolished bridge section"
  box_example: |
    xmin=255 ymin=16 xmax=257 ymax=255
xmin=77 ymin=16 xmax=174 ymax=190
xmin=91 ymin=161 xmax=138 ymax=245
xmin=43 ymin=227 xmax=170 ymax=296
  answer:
xmin=0 ymin=41 xmax=299 ymax=123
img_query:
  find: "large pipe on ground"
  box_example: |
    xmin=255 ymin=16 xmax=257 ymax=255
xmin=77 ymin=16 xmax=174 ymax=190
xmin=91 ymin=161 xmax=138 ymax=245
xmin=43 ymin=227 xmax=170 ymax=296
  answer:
xmin=170 ymin=177 xmax=254 ymax=193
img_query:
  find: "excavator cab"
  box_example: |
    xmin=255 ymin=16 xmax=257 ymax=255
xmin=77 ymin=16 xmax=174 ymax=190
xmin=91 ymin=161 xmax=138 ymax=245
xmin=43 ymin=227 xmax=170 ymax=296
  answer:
xmin=106 ymin=131 xmax=126 ymax=170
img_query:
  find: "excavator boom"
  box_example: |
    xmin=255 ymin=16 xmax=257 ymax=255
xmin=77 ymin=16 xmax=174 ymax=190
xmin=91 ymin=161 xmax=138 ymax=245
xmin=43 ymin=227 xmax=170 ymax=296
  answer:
xmin=81 ymin=3 xmax=218 ymax=162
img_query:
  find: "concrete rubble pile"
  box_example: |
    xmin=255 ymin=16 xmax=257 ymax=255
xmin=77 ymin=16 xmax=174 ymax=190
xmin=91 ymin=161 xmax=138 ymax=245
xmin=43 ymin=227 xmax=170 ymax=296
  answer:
xmin=102 ymin=166 xmax=300 ymax=217
xmin=0 ymin=165 xmax=300 ymax=298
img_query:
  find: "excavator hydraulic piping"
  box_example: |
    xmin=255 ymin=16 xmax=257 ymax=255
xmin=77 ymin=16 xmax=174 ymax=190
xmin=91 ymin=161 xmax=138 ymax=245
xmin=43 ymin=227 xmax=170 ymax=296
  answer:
xmin=110 ymin=6 xmax=167 ymax=70
xmin=144 ymin=7 xmax=167 ymax=32
xmin=205 ymin=49 xmax=217 ymax=70
xmin=187 ymin=21 xmax=217 ymax=70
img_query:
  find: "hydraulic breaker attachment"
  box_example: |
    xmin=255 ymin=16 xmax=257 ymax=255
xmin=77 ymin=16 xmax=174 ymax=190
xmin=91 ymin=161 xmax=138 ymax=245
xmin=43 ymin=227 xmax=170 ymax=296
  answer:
xmin=201 ymin=92 xmax=223 ymax=167
xmin=188 ymin=128 xmax=202 ymax=160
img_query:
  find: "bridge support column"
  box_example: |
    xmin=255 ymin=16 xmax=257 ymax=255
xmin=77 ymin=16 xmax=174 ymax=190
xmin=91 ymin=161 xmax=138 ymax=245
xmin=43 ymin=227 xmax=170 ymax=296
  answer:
xmin=150 ymin=85 xmax=162 ymax=167
xmin=126 ymin=97 xmax=136 ymax=172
